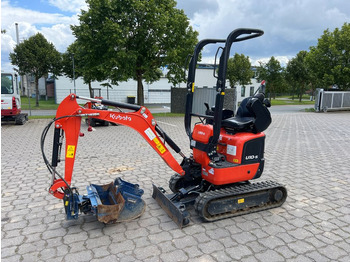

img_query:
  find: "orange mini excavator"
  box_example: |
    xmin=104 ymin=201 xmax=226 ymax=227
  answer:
xmin=41 ymin=28 xmax=287 ymax=227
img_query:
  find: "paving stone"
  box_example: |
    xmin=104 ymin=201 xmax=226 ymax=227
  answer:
xmin=193 ymin=232 xmax=211 ymax=243
xmin=92 ymin=246 xmax=111 ymax=258
xmin=183 ymin=245 xmax=203 ymax=258
xmin=173 ymin=235 xmax=197 ymax=249
xmin=246 ymin=241 xmax=267 ymax=254
xmin=1 ymin=246 xmax=17 ymax=259
xmin=287 ymin=240 xmax=315 ymax=255
xmin=188 ymin=254 xmax=216 ymax=262
xmin=258 ymin=235 xmax=284 ymax=249
xmin=205 ymin=227 xmax=230 ymax=239
xmin=133 ymin=245 xmax=161 ymax=260
xmin=1 ymin=113 xmax=350 ymax=261
xmin=255 ymin=249 xmax=285 ymax=262
xmin=317 ymin=244 xmax=348 ymax=260
xmin=288 ymin=228 xmax=313 ymax=240
xmin=91 ymin=255 xmax=119 ymax=262
xmin=63 ymin=231 xmax=88 ymax=244
xmin=275 ymin=245 xmax=298 ymax=259
xmin=157 ymin=240 xmax=177 ymax=253
xmin=39 ymin=248 xmax=57 ymax=260
xmin=109 ymin=239 xmax=135 ymax=254
xmin=133 ymin=236 xmax=152 ymax=248
xmin=226 ymin=245 xmax=253 ymax=260
xmin=0 ymin=255 xmax=22 ymax=262
xmin=160 ymin=249 xmax=188 ymax=262
xmin=218 ymin=236 xmax=239 ymax=248
xmin=17 ymin=240 xmax=46 ymax=254
xmin=291 ymin=254 xmax=314 ymax=262
xmin=64 ymin=250 xmax=93 ymax=262
xmin=305 ymin=251 xmax=331 ymax=262
xmin=198 ymin=239 xmax=225 ymax=254
xmin=22 ymin=252 xmax=41 ymax=262
xmin=230 ymin=231 xmax=257 ymax=244
xmin=1 ymin=235 xmax=25 ymax=248
xmin=211 ymin=250 xmax=232 ymax=262
xmin=148 ymin=231 xmax=172 ymax=244
xmin=85 ymin=235 xmax=111 ymax=249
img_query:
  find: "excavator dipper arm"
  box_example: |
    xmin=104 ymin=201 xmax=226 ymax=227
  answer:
xmin=49 ymin=94 xmax=185 ymax=200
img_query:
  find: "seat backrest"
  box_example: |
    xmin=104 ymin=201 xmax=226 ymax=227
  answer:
xmin=246 ymin=97 xmax=271 ymax=133
xmin=236 ymin=97 xmax=254 ymax=118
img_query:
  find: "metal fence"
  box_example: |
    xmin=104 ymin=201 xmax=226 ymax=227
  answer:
xmin=191 ymin=87 xmax=236 ymax=115
xmin=315 ymin=89 xmax=350 ymax=112
xmin=192 ymin=88 xmax=217 ymax=114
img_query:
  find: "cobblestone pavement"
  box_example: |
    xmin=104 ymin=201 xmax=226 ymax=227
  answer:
xmin=1 ymin=111 xmax=350 ymax=261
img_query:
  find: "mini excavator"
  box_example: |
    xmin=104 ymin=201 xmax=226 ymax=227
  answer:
xmin=41 ymin=28 xmax=287 ymax=227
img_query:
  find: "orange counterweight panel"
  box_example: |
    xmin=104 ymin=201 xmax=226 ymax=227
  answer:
xmin=217 ymin=131 xmax=265 ymax=164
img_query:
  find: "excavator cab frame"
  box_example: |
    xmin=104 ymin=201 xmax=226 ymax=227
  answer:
xmin=184 ymin=28 xmax=264 ymax=155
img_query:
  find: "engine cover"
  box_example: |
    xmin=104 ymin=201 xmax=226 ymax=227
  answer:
xmin=217 ymin=130 xmax=266 ymax=165
xmin=191 ymin=124 xmax=266 ymax=185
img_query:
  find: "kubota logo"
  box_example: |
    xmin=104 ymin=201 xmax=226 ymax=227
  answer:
xmin=109 ymin=113 xmax=132 ymax=121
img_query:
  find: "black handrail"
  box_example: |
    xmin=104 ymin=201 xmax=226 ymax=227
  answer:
xmin=184 ymin=28 xmax=264 ymax=159
xmin=211 ymin=29 xmax=263 ymax=154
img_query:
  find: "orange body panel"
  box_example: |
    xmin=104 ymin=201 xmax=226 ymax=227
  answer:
xmin=192 ymin=123 xmax=265 ymax=185
xmin=191 ymin=124 xmax=213 ymax=143
xmin=217 ymin=131 xmax=265 ymax=164
xmin=201 ymin=163 xmax=259 ymax=185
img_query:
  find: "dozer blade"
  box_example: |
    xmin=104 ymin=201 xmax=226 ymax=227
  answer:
xmin=152 ymin=184 xmax=190 ymax=228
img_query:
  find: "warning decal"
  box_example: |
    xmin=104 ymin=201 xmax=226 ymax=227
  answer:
xmin=66 ymin=145 xmax=75 ymax=158
xmin=153 ymin=138 xmax=166 ymax=154
xmin=144 ymin=128 xmax=166 ymax=154
xmin=238 ymin=198 xmax=245 ymax=204
xmin=227 ymin=145 xmax=237 ymax=156
xmin=144 ymin=128 xmax=156 ymax=141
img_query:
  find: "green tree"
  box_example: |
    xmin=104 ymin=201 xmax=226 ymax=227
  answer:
xmin=257 ymin=56 xmax=284 ymax=99
xmin=307 ymin=23 xmax=350 ymax=90
xmin=226 ymin=53 xmax=253 ymax=88
xmin=286 ymin=51 xmax=310 ymax=101
xmin=71 ymin=0 xmax=198 ymax=104
xmin=9 ymin=33 xmax=62 ymax=106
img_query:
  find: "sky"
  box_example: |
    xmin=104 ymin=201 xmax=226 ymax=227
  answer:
xmin=1 ymin=0 xmax=350 ymax=72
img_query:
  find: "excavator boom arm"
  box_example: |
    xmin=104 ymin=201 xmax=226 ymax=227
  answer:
xmin=49 ymin=94 xmax=184 ymax=199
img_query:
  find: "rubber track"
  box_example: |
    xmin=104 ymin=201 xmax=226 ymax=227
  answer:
xmin=194 ymin=180 xmax=287 ymax=222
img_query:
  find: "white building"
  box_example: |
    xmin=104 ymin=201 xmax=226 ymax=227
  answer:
xmin=53 ymin=64 xmax=261 ymax=107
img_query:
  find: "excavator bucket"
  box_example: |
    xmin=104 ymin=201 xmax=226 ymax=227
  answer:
xmin=113 ymin=178 xmax=146 ymax=222
xmin=86 ymin=183 xmax=125 ymax=223
xmin=152 ymin=184 xmax=190 ymax=228
xmin=78 ymin=178 xmax=145 ymax=223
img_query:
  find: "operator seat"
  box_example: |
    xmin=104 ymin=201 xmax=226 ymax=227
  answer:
xmin=222 ymin=93 xmax=271 ymax=133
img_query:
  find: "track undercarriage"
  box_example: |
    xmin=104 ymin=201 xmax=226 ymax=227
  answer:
xmin=152 ymin=176 xmax=287 ymax=228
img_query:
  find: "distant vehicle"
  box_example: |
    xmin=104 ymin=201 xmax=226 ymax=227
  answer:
xmin=1 ymin=72 xmax=28 ymax=125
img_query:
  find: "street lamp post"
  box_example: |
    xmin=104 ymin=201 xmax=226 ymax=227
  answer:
xmin=72 ymin=53 xmax=76 ymax=94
